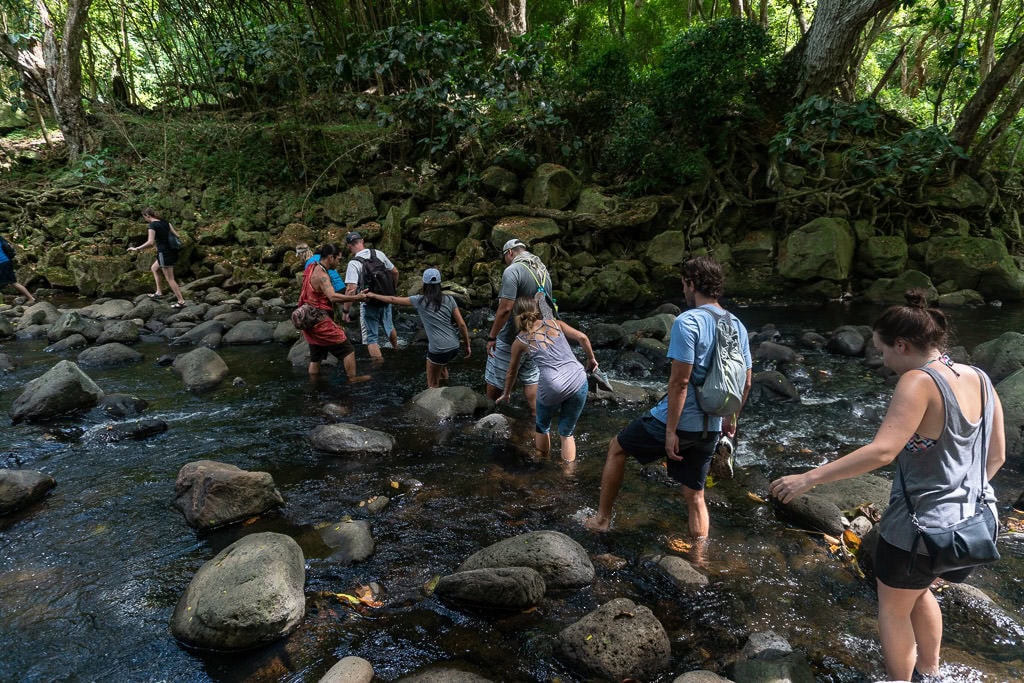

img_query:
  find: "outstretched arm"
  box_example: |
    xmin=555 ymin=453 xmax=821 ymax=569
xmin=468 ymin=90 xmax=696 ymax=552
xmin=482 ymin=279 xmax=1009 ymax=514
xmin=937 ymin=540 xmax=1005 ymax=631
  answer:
xmin=365 ymin=293 xmax=412 ymax=307
xmin=128 ymin=228 xmax=157 ymax=252
xmin=557 ymin=320 xmax=598 ymax=371
xmin=769 ymin=370 xmax=931 ymax=503
xmin=453 ymin=307 xmax=472 ymax=357
xmin=497 ymin=340 xmax=527 ymax=403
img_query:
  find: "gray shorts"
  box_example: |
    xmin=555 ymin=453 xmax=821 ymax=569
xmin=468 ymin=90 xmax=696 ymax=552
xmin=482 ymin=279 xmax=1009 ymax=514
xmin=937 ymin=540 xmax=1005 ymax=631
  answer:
xmin=485 ymin=337 xmax=539 ymax=389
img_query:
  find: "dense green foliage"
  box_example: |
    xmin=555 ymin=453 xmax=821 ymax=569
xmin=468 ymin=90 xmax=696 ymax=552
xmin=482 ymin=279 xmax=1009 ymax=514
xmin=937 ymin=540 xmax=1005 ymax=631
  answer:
xmin=2 ymin=0 xmax=1024 ymax=192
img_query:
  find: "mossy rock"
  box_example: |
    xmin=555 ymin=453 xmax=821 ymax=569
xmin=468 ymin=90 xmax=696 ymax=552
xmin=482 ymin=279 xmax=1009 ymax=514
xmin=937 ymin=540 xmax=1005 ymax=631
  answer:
xmin=489 ymin=216 xmax=560 ymax=251
xmin=645 ymin=231 xmax=687 ymax=267
xmin=857 ymin=236 xmax=908 ymax=277
xmin=779 ymin=217 xmax=855 ymax=281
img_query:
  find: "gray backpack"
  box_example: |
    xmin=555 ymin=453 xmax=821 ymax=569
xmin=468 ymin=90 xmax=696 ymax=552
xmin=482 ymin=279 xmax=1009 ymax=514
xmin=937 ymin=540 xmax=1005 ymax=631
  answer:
xmin=694 ymin=308 xmax=746 ymax=417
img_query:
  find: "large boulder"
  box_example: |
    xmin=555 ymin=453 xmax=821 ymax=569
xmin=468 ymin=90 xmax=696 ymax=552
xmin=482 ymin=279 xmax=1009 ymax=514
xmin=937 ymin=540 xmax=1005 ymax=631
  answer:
xmin=435 ymin=567 xmax=546 ymax=610
xmin=857 ymin=235 xmax=908 ymax=277
xmin=76 ymin=342 xmax=144 ymax=367
xmin=173 ymin=460 xmax=284 ymax=529
xmin=18 ymin=301 xmax=60 ymax=328
xmin=318 ymin=519 xmax=375 ymax=564
xmin=523 ymin=163 xmax=580 ymax=210
xmin=47 ymin=311 xmax=104 ymax=342
xmin=411 ymin=386 xmax=491 ymax=420
xmin=569 ymin=266 xmax=644 ymax=311
xmin=646 ymin=231 xmax=688 ymax=267
xmin=309 ymin=424 xmax=395 ymax=455
xmin=924 ymin=237 xmax=1024 ymax=300
xmin=319 ymin=656 xmax=375 ymax=683
xmin=972 ymin=332 xmax=1024 ymax=383
xmin=458 ymin=530 xmax=594 ymax=589
xmin=0 ymin=469 xmax=57 ymax=515
xmin=170 ymin=320 xmax=229 ymax=346
xmin=863 ymin=269 xmax=938 ymax=305
xmin=222 ymin=320 xmax=275 ymax=345
xmin=68 ymin=254 xmax=134 ymax=296
xmin=84 ymin=299 xmax=135 ymax=319
xmin=772 ymin=474 xmax=891 ymax=535
xmin=10 ymin=360 xmax=104 ymax=423
xmin=558 ymin=597 xmax=671 ymax=681
xmin=172 ymin=347 xmax=230 ymax=392
xmin=996 ymin=369 xmax=1024 ymax=460
xmin=170 ymin=532 xmax=305 ymax=650
xmin=488 ymin=216 xmax=560 ymax=251
xmin=95 ymin=320 xmax=141 ymax=345
xmin=923 ymin=175 xmax=988 ymax=209
xmin=778 ymin=217 xmax=855 ymax=281
xmin=322 ymin=185 xmax=376 ymax=226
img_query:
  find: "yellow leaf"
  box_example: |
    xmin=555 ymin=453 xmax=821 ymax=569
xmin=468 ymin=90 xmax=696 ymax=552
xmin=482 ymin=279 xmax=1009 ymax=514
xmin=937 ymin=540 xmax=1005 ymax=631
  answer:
xmin=667 ymin=536 xmax=692 ymax=552
xmin=705 ymin=475 xmax=716 ymax=488
xmin=423 ymin=575 xmax=440 ymax=595
xmin=585 ymin=634 xmax=593 ymax=641
xmin=747 ymin=492 xmax=767 ymax=504
xmin=843 ymin=529 xmax=862 ymax=551
xmin=390 ymin=480 xmax=400 ymax=489
xmin=322 ymin=591 xmax=361 ymax=605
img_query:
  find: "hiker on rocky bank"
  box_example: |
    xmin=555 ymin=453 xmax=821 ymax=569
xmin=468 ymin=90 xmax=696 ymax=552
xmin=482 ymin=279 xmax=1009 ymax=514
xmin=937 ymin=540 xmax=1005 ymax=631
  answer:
xmin=128 ymin=208 xmax=186 ymax=308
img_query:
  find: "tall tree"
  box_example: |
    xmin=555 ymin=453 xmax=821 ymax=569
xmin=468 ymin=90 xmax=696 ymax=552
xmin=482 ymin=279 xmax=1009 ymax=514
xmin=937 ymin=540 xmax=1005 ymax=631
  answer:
xmin=780 ymin=0 xmax=900 ymax=100
xmin=0 ymin=0 xmax=94 ymax=160
xmin=950 ymin=32 xmax=1024 ymax=151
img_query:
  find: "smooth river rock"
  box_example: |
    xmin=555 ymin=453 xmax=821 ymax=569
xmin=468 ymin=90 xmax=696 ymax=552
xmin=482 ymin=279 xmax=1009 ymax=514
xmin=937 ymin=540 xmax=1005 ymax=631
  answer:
xmin=0 ymin=469 xmax=57 ymax=515
xmin=170 ymin=532 xmax=305 ymax=650
xmin=458 ymin=530 xmax=594 ymax=589
xmin=309 ymin=424 xmax=395 ymax=455
xmin=172 ymin=346 xmax=229 ymax=392
xmin=558 ymin=597 xmax=671 ymax=681
xmin=173 ymin=460 xmax=284 ymax=529
xmin=10 ymin=360 xmax=104 ymax=423
xmin=435 ymin=566 xmax=546 ymax=609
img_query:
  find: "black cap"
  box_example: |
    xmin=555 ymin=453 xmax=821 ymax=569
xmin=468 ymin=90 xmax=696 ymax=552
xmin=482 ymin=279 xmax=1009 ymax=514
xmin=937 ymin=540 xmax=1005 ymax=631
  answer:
xmin=345 ymin=232 xmax=362 ymax=244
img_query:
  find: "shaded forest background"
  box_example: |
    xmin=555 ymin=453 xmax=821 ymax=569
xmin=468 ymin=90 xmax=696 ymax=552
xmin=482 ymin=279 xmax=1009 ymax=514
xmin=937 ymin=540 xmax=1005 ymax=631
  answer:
xmin=2 ymin=0 xmax=1024 ymax=278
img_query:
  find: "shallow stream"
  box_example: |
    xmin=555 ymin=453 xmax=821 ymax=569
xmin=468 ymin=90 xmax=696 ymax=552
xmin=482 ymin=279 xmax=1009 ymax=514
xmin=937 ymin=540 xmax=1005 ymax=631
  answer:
xmin=1 ymin=301 xmax=1022 ymax=682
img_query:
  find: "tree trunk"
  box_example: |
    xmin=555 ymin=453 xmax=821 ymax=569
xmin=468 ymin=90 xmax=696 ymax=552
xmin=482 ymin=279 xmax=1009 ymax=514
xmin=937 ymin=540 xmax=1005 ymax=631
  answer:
xmin=979 ymin=0 xmax=1002 ymax=81
xmin=481 ymin=0 xmax=527 ymax=52
xmin=951 ymin=33 xmax=1024 ymax=152
xmin=780 ymin=0 xmax=899 ymax=100
xmin=968 ymin=76 xmax=1024 ymax=173
xmin=0 ymin=0 xmax=94 ymax=161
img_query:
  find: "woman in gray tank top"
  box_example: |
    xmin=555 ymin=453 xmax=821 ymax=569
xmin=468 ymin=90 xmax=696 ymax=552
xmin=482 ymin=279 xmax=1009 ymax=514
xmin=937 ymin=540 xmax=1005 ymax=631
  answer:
xmin=768 ymin=290 xmax=1005 ymax=682
xmin=496 ymin=296 xmax=598 ymax=463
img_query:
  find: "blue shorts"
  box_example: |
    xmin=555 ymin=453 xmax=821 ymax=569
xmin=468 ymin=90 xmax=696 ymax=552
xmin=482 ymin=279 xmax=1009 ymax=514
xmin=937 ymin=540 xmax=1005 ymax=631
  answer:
xmin=484 ymin=337 xmax=539 ymax=388
xmin=537 ymin=381 xmax=588 ymax=437
xmin=616 ymin=414 xmax=718 ymax=490
xmin=360 ymin=302 xmax=389 ymax=345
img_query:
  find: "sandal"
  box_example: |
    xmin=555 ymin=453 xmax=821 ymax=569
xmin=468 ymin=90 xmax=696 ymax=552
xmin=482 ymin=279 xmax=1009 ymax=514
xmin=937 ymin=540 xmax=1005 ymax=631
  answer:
xmin=147 ymin=292 xmax=164 ymax=299
xmin=170 ymin=301 xmax=185 ymax=309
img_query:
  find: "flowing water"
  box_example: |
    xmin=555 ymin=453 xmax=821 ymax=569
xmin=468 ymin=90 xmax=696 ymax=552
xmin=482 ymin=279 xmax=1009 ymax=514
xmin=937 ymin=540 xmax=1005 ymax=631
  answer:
xmin=1 ymin=301 xmax=1022 ymax=682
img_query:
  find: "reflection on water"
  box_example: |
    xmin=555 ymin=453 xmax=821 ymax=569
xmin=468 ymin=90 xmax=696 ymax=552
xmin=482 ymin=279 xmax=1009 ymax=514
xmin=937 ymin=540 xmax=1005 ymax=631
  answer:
xmin=1 ymin=302 xmax=1022 ymax=682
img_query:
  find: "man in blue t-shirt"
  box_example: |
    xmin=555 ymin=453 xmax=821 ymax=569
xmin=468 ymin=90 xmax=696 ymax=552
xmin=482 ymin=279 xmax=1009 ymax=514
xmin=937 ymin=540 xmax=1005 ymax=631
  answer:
xmin=586 ymin=256 xmax=752 ymax=541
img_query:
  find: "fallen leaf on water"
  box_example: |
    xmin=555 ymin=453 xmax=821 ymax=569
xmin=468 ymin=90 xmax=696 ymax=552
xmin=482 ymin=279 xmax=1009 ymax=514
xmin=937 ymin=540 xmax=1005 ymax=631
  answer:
xmin=423 ymin=575 xmax=440 ymax=595
xmin=320 ymin=591 xmax=361 ymax=605
xmin=799 ymin=448 xmax=813 ymax=454
xmin=666 ymin=537 xmax=692 ymax=552
xmin=390 ymin=480 xmax=400 ymax=489
xmin=521 ymin=606 xmax=537 ymax=613
xmin=242 ymin=516 xmax=260 ymax=526
xmin=1005 ymin=517 xmax=1023 ymax=533
xmin=355 ymin=585 xmax=383 ymax=608
xmin=747 ymin=492 xmax=767 ymax=504
xmin=843 ymin=529 xmax=862 ymax=551
xmin=823 ymin=534 xmax=841 ymax=546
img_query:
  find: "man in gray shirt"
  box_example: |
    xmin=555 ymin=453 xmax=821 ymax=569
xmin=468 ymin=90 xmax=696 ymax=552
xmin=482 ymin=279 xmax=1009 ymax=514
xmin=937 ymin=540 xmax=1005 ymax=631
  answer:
xmin=484 ymin=239 xmax=554 ymax=416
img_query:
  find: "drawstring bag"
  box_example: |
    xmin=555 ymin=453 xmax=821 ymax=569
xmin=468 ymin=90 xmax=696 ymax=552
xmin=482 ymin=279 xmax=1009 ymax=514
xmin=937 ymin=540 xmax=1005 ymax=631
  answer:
xmin=291 ymin=303 xmax=327 ymax=331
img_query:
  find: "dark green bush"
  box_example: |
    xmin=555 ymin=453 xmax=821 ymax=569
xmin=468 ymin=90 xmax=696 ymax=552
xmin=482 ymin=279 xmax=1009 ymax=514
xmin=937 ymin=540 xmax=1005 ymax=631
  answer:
xmin=653 ymin=18 xmax=774 ymax=133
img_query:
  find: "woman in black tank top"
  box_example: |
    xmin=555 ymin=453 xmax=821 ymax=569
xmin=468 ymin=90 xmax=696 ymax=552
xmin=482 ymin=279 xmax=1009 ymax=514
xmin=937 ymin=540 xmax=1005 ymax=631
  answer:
xmin=128 ymin=207 xmax=186 ymax=307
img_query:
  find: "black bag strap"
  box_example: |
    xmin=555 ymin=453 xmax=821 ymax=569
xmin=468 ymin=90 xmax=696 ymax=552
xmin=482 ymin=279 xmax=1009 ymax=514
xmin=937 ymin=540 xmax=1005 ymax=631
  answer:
xmin=898 ymin=367 xmax=989 ymax=526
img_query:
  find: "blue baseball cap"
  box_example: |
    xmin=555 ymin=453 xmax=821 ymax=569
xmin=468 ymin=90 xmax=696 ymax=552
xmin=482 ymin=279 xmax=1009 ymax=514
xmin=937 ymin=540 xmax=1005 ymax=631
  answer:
xmin=422 ymin=268 xmax=442 ymax=284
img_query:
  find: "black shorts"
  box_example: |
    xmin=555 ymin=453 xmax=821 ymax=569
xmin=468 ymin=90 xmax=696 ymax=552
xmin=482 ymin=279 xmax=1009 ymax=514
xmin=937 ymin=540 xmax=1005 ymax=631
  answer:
xmin=874 ymin=535 xmax=974 ymax=590
xmin=0 ymin=261 xmax=15 ymax=286
xmin=157 ymin=250 xmax=178 ymax=267
xmin=426 ymin=348 xmax=460 ymax=365
xmin=616 ymin=414 xmax=718 ymax=491
xmin=309 ymin=339 xmax=355 ymax=363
